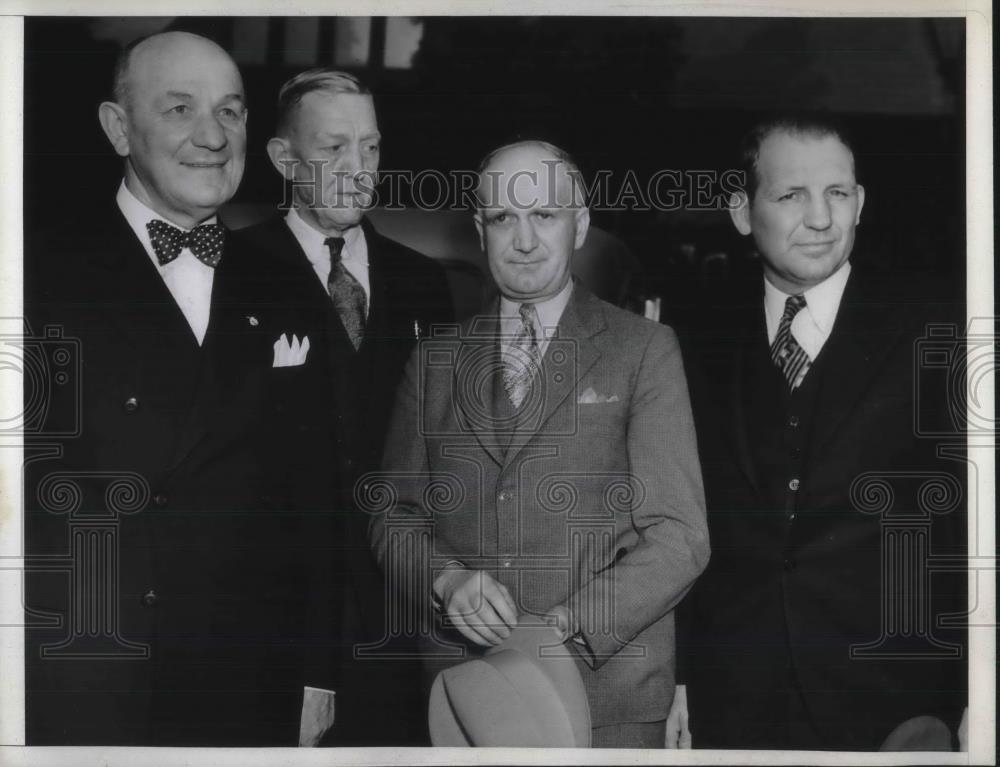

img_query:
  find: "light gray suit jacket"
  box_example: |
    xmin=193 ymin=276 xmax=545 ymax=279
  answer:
xmin=369 ymin=284 xmax=708 ymax=726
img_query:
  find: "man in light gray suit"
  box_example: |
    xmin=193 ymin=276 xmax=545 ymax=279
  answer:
xmin=369 ymin=140 xmax=709 ymax=747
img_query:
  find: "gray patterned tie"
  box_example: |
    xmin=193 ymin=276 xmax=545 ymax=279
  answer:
xmin=325 ymin=237 xmax=367 ymax=350
xmin=770 ymin=294 xmax=811 ymax=389
xmin=503 ymin=303 xmax=542 ymax=409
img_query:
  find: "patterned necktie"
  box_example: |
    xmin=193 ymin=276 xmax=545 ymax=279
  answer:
xmin=146 ymin=219 xmax=225 ymax=268
xmin=771 ymin=294 xmax=811 ymax=389
xmin=325 ymin=237 xmax=367 ymax=350
xmin=503 ymin=303 xmax=542 ymax=409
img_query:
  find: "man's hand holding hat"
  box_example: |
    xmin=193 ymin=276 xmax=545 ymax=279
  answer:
xmin=434 ymin=565 xmax=518 ymax=646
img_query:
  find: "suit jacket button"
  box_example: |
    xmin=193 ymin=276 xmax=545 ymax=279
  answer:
xmin=123 ymin=397 xmax=139 ymax=413
xmin=783 ymin=558 xmax=796 ymax=572
xmin=498 ymin=491 xmax=510 ymax=502
xmin=141 ymin=589 xmax=157 ymax=607
xmin=153 ymin=493 xmax=168 ymax=507
xmin=788 ymin=478 xmax=800 ymax=491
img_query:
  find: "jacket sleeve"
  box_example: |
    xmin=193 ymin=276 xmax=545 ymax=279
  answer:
xmin=570 ymin=324 xmax=710 ymax=667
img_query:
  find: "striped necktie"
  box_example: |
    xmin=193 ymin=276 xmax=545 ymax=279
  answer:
xmin=770 ymin=294 xmax=811 ymax=389
xmin=503 ymin=303 xmax=542 ymax=409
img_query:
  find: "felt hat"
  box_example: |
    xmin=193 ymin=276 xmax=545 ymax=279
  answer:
xmin=428 ymin=614 xmax=592 ymax=747
xmin=879 ymin=715 xmax=953 ymax=751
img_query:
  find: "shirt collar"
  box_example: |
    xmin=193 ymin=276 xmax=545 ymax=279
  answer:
xmin=286 ymin=206 xmax=365 ymax=268
xmin=763 ymin=261 xmax=851 ymax=342
xmin=116 ymin=180 xmax=218 ymax=261
xmin=500 ymin=279 xmax=574 ymax=338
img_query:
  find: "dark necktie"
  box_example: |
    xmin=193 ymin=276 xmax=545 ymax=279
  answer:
xmin=503 ymin=303 xmax=542 ymax=408
xmin=146 ymin=219 xmax=224 ymax=268
xmin=771 ymin=293 xmax=811 ymax=389
xmin=325 ymin=237 xmax=367 ymax=350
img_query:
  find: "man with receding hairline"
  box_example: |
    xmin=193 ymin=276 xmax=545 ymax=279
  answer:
xmin=370 ymin=140 xmax=708 ymax=748
xmin=25 ymin=31 xmax=336 ymax=745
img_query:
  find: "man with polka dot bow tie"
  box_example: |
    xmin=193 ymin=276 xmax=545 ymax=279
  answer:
xmin=25 ymin=31 xmax=339 ymax=747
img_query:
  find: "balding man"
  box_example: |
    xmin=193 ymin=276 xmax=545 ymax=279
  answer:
xmin=369 ymin=141 xmax=708 ymax=748
xmin=24 ymin=31 xmax=336 ymax=745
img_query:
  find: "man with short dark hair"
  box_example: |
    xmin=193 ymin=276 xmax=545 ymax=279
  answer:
xmin=24 ymin=31 xmax=335 ymax=746
xmin=240 ymin=68 xmax=454 ymax=745
xmin=671 ymin=114 xmax=967 ymax=750
xmin=370 ymin=140 xmax=709 ymax=748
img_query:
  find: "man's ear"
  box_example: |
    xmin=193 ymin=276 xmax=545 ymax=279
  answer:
xmin=573 ymin=206 xmax=591 ymax=250
xmin=98 ymin=101 xmax=130 ymax=158
xmin=729 ymin=191 xmax=752 ymax=235
xmin=473 ymin=212 xmax=486 ymax=251
xmin=855 ymin=184 xmax=865 ymax=225
xmin=266 ymin=137 xmax=296 ymax=180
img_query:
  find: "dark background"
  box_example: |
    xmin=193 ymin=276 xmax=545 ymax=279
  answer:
xmin=24 ymin=16 xmax=966 ymax=321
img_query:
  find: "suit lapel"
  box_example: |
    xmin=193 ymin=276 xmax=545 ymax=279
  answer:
xmin=503 ymin=285 xmax=603 ymax=468
xmin=453 ymin=309 xmax=507 ymax=466
xmin=164 ymin=227 xmax=245 ymax=471
xmin=92 ymin=211 xmax=202 ymax=358
xmin=807 ymin=269 xmax=903 ymax=457
xmin=729 ymin=310 xmax=767 ymax=501
xmin=361 ymin=219 xmax=389 ymax=347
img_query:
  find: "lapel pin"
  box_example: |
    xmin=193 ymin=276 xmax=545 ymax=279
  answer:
xmin=247 ymin=315 xmax=259 ymax=327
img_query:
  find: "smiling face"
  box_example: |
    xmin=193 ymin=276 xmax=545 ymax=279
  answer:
xmin=103 ymin=32 xmax=247 ymax=228
xmin=732 ymin=130 xmax=865 ymax=294
xmin=270 ymin=91 xmax=380 ymax=234
xmin=475 ymin=144 xmax=589 ymax=302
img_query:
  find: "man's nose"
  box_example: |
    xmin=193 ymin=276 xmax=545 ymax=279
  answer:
xmin=512 ymin=218 xmax=538 ymax=253
xmin=803 ymin=195 xmax=832 ymax=230
xmin=331 ymin=147 xmax=369 ymax=193
xmin=338 ymin=144 xmax=366 ymax=177
xmin=191 ymin=113 xmax=228 ymax=151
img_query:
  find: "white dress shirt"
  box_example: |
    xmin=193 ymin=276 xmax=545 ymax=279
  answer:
xmin=284 ymin=207 xmax=371 ymax=315
xmin=499 ymin=279 xmax=574 ymax=360
xmin=116 ymin=181 xmax=216 ymax=345
xmin=764 ymin=261 xmax=851 ymax=361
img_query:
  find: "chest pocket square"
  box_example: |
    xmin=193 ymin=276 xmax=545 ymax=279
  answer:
xmin=273 ymin=333 xmax=311 ymax=368
xmin=578 ymin=386 xmax=619 ymax=404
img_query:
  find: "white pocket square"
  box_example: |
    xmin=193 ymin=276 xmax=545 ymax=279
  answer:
xmin=578 ymin=386 xmax=619 ymax=404
xmin=273 ymin=333 xmax=311 ymax=368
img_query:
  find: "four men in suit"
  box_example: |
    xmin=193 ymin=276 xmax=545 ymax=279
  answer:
xmin=672 ymin=115 xmax=967 ymax=750
xmin=238 ymin=69 xmax=454 ymax=744
xmin=22 ymin=29 xmax=968 ymax=750
xmin=368 ymin=140 xmax=709 ymax=748
xmin=24 ymin=31 xmax=338 ymax=746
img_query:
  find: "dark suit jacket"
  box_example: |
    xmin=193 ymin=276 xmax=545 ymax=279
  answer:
xmin=23 ymin=204 xmax=339 ymax=746
xmin=679 ymin=264 xmax=967 ymax=750
xmin=370 ymin=284 xmax=709 ymax=727
xmin=237 ymin=212 xmax=454 ymax=744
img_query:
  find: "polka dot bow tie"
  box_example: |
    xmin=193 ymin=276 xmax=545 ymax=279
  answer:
xmin=146 ymin=219 xmax=225 ymax=268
